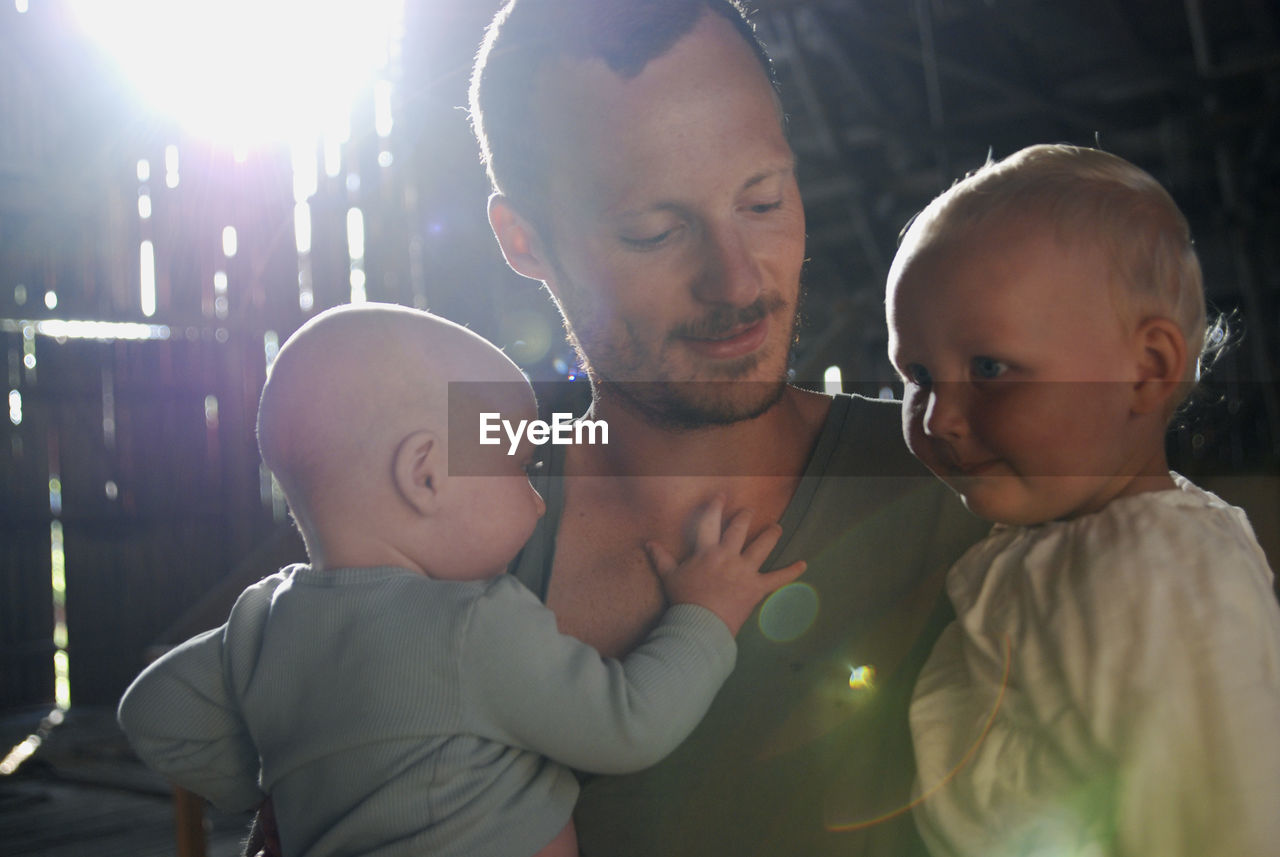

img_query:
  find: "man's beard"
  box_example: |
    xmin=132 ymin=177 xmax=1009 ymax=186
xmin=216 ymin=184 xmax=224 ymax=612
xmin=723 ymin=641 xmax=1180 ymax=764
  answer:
xmin=604 ymin=375 xmax=790 ymax=431
xmin=568 ymin=293 xmax=800 ymax=432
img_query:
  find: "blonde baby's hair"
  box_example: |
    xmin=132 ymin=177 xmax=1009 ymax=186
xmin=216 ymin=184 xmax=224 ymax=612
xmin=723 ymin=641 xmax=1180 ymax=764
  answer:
xmin=903 ymin=144 xmax=1207 ymax=381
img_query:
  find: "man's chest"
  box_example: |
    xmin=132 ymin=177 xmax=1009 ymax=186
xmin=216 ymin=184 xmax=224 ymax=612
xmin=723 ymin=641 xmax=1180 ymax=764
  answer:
xmin=541 ymin=479 xmax=801 ymax=658
xmin=544 ymin=505 xmax=668 ymax=659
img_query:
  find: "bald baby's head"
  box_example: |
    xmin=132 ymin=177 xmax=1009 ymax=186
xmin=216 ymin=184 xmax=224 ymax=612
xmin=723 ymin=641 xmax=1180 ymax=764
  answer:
xmin=257 ymin=304 xmax=527 ymax=555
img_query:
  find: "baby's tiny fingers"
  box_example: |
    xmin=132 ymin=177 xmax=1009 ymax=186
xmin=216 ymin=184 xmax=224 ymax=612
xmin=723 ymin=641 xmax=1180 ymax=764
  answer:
xmin=721 ymin=508 xmax=754 ymax=552
xmin=742 ymin=522 xmax=784 ymax=566
xmin=694 ymin=495 xmax=726 ymax=549
xmin=758 ymin=560 xmax=807 ymax=593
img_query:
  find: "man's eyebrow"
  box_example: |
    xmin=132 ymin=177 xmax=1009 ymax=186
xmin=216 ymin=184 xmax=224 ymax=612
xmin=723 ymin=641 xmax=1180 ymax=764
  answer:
xmin=741 ymin=161 xmax=796 ymax=191
xmin=609 ymin=160 xmax=797 ymax=218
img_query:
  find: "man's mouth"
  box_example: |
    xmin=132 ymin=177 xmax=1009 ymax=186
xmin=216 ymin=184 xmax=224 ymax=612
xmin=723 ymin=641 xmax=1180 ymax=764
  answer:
xmin=679 ymin=317 xmax=770 ymax=359
xmin=674 ymin=297 xmax=785 ymax=360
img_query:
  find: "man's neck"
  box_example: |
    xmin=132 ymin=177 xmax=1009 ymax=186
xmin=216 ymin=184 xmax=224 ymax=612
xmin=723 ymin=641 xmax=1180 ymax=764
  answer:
xmin=565 ymin=384 xmax=831 ymax=499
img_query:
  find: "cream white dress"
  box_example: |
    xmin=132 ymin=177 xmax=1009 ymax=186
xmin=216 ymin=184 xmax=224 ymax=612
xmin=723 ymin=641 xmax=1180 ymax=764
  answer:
xmin=910 ymin=475 xmax=1280 ymax=857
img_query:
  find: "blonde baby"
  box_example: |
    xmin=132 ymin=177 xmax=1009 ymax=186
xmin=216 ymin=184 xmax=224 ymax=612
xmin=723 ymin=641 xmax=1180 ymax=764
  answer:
xmin=886 ymin=144 xmax=1280 ymax=857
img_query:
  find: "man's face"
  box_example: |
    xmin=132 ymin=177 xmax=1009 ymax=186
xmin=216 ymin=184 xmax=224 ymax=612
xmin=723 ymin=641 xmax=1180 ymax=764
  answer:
xmin=529 ymin=12 xmax=806 ymax=427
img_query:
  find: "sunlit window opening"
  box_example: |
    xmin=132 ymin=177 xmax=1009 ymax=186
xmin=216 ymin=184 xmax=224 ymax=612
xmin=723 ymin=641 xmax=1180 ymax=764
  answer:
xmin=136 ymin=158 xmax=150 ymax=182
xmin=1 ymin=735 xmax=41 ymax=776
xmin=0 ymin=319 xmax=172 ymax=342
xmin=350 ymin=268 xmax=368 ymax=304
xmin=48 ymin=476 xmax=62 ymax=516
xmin=298 ymin=263 xmax=315 ymax=312
xmin=164 ymin=144 xmax=179 ymax=188
xmin=290 ymin=140 xmax=318 ymax=308
xmin=50 ymin=521 xmax=69 ymax=709
xmin=22 ymin=325 xmax=37 ymax=376
xmin=346 ymin=207 xmax=365 ymax=261
xmin=138 ymin=192 xmax=152 ymax=220
xmin=49 ymin=438 xmax=70 ymax=712
xmin=213 ymin=270 xmax=228 ymax=320
xmin=44 ymin=291 xmax=57 ymax=310
xmin=222 ymin=226 xmax=237 ymax=258
xmin=140 ymin=240 xmax=156 ymax=317
xmin=348 ymin=206 xmax=367 ymax=302
xmin=294 ymin=204 xmax=312 ymax=255
xmin=68 ymin=0 xmax=406 ymax=149
xmin=15 ymin=0 xmax=30 ymax=14
xmin=823 ymin=365 xmax=843 ymax=396
xmin=8 ymin=390 xmax=20 ymax=426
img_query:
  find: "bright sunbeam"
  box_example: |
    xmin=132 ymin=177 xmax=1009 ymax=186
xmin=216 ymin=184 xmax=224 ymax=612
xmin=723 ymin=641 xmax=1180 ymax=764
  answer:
xmin=68 ymin=0 xmax=404 ymax=147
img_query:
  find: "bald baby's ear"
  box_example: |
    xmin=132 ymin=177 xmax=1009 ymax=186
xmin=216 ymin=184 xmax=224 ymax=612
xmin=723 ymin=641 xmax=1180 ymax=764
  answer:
xmin=488 ymin=194 xmax=553 ymax=283
xmin=1131 ymin=317 xmax=1188 ymax=415
xmin=394 ymin=430 xmax=444 ymax=516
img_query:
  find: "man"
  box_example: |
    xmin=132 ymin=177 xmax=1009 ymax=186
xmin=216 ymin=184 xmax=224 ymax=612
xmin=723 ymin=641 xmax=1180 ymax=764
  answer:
xmin=246 ymin=2 xmax=980 ymax=855
xmin=470 ymin=1 xmax=987 ymax=855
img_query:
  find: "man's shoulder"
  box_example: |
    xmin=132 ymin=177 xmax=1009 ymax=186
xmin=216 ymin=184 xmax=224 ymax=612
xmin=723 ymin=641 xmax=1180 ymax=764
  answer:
xmin=814 ymin=393 xmax=933 ymax=479
xmin=779 ymin=394 xmax=986 ymax=581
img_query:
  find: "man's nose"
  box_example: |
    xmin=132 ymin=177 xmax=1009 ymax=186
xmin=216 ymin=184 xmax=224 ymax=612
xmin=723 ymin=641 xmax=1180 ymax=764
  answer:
xmin=692 ymin=223 xmax=763 ymax=306
xmin=922 ymin=383 xmax=968 ymax=440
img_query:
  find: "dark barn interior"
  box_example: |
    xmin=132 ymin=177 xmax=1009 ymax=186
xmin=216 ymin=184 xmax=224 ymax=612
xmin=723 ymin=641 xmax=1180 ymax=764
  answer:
xmin=2 ymin=1 xmax=1278 ymax=854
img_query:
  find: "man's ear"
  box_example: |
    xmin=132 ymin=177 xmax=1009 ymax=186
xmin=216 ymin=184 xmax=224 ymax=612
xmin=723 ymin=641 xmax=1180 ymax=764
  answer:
xmin=1131 ymin=317 xmax=1188 ymax=415
xmin=488 ymin=193 xmax=553 ymax=283
xmin=393 ymin=430 xmax=443 ymax=516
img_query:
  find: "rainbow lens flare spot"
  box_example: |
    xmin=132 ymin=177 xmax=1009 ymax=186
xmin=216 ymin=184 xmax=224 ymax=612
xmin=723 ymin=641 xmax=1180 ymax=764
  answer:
xmin=849 ymin=665 xmax=876 ymax=691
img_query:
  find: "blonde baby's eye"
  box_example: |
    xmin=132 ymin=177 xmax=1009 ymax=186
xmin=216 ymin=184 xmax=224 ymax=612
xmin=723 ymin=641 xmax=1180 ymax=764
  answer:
xmin=971 ymin=356 xmax=1007 ymax=379
xmin=904 ymin=363 xmax=932 ymax=387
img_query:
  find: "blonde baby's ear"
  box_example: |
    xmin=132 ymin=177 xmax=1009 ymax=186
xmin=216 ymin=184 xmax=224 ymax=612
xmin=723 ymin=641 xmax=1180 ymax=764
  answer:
xmin=1130 ymin=317 xmax=1188 ymax=415
xmin=393 ymin=430 xmax=444 ymax=516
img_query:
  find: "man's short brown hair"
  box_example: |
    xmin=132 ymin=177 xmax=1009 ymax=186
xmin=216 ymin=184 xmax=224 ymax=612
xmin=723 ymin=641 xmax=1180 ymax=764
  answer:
xmin=468 ymin=0 xmax=776 ymax=218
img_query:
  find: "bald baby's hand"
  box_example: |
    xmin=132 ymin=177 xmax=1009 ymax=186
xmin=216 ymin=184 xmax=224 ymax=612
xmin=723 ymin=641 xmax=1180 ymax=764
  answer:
xmin=647 ymin=496 xmax=806 ymax=636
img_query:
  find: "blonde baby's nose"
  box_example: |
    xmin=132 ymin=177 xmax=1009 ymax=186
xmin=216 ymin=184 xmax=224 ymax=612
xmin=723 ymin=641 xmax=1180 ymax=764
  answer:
xmin=922 ymin=384 xmax=968 ymax=439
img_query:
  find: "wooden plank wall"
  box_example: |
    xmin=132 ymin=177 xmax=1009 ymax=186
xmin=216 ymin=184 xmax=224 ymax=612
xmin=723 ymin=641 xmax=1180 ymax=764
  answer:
xmin=0 ymin=4 xmax=436 ymax=708
xmin=0 ymin=137 xmax=418 ymax=708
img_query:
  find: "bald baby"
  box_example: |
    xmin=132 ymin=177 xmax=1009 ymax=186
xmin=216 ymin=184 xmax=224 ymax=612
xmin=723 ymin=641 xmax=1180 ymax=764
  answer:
xmin=121 ymin=301 xmax=806 ymax=857
xmin=256 ymin=303 xmax=542 ymax=577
